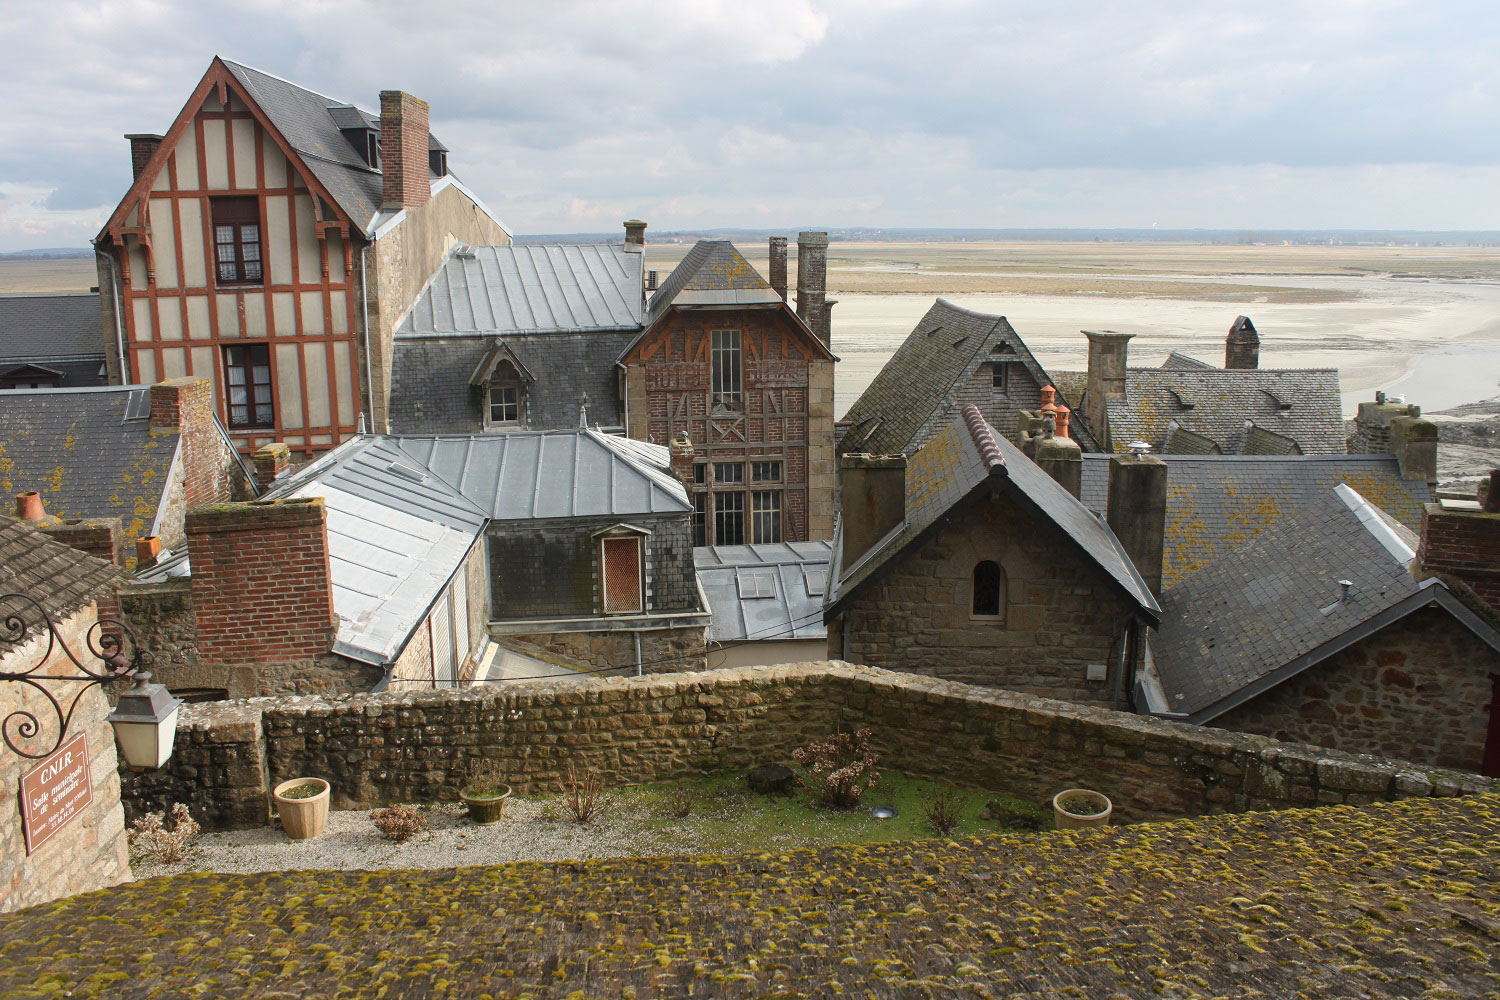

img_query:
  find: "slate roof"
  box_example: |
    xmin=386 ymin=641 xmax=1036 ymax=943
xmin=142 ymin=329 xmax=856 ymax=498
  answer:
xmin=1161 ymin=350 xmax=1215 ymax=371
xmin=396 ymin=245 xmax=644 ymax=337
xmin=695 ymin=541 xmax=832 ymax=642
xmin=1078 ymin=453 xmax=1432 ymax=588
xmin=0 ymin=520 xmax=122 ymax=646
xmin=394 ymin=429 xmax=690 ymax=520
xmin=837 ymin=298 xmax=1097 ymax=455
xmin=264 ymin=437 xmax=487 ymax=666
xmin=389 ymin=330 xmax=634 ymax=434
xmin=645 ymin=240 xmax=782 ymax=322
xmin=0 ymin=294 xmax=106 ymax=380
xmin=13 ymin=792 xmax=1500 ymax=997
xmin=0 ymin=386 xmax=176 ymax=539
xmin=828 ymin=405 xmax=1158 ymax=620
xmin=1150 ymin=485 xmax=1500 ymax=721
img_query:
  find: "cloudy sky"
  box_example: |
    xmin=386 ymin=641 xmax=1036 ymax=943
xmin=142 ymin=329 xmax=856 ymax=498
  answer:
xmin=1 ymin=0 xmax=1497 ymax=249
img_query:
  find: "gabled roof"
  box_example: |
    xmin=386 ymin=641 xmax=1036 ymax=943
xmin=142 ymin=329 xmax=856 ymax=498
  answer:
xmin=398 ymin=245 xmax=644 ymax=337
xmin=828 ymin=404 xmax=1159 ymax=621
xmin=0 ymin=294 xmax=104 ymax=363
xmin=1242 ymin=423 xmax=1302 ymax=456
xmin=394 ymin=429 xmax=690 ymax=520
xmin=0 ymin=386 xmax=176 ymax=539
xmin=1104 ymin=368 xmax=1344 ymax=455
xmin=837 ymin=298 xmax=1096 ymax=455
xmin=0 ymin=520 xmax=122 ymax=645
xmin=645 ymin=240 xmax=782 ymax=322
xmin=264 ymin=437 xmax=488 ymax=666
xmin=1079 ymin=453 xmax=1432 ymax=589
xmin=1161 ymin=422 xmax=1221 ymax=455
xmin=1150 ymin=485 xmax=1500 ymax=722
xmin=696 ymin=541 xmax=832 ymax=642
xmin=1162 ymin=350 xmax=1215 ymax=371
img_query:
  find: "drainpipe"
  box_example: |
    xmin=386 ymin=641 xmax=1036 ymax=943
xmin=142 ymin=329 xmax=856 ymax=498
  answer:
xmin=99 ymin=249 xmax=128 ymax=383
xmin=634 ymin=630 xmax=643 ymax=678
xmin=360 ymin=244 xmax=376 ymax=432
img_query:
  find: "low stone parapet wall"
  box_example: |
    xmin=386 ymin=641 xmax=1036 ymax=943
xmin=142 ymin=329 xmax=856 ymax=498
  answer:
xmin=121 ymin=662 xmax=1495 ymax=829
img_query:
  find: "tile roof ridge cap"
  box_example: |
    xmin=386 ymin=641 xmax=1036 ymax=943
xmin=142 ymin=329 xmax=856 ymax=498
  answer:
xmin=932 ymin=297 xmax=1006 ymax=322
xmin=960 ymin=404 xmax=1006 ymax=473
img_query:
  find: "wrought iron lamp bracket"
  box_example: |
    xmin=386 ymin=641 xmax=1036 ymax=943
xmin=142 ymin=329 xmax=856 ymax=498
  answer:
xmin=0 ymin=592 xmax=140 ymax=760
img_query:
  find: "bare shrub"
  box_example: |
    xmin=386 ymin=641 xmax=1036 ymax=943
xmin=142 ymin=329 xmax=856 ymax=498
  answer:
xmin=560 ymin=762 xmax=607 ymax=824
xmin=924 ymin=789 xmax=964 ymax=835
xmin=466 ymin=757 xmax=509 ymax=796
xmin=128 ymin=803 xmax=201 ymax=864
xmin=370 ymin=803 xmax=427 ymax=843
xmin=662 ymin=787 xmax=695 ymax=819
xmin=792 ymin=727 xmax=881 ymax=810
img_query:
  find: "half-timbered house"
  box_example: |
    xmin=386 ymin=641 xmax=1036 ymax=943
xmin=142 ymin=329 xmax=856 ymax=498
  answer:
xmin=94 ymin=56 xmax=511 ymax=460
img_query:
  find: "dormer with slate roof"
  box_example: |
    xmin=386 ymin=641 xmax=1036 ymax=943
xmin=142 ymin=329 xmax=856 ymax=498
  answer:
xmin=94 ymin=56 xmax=512 ymax=459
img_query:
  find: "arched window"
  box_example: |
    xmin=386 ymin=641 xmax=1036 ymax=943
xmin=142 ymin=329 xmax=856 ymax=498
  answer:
xmin=972 ymin=560 xmax=1003 ymax=618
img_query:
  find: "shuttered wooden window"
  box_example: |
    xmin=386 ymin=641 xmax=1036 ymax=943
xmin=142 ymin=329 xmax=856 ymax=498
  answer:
xmin=602 ymin=537 xmax=643 ymax=614
xmin=211 ymin=196 xmax=263 ymax=285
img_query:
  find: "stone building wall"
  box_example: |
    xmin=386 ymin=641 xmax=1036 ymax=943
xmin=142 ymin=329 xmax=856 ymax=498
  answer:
xmin=1 ymin=604 xmax=130 ymax=913
xmin=503 ymin=624 xmax=707 ymax=676
xmin=836 ymin=490 xmax=1137 ymax=703
xmin=1213 ymin=605 xmax=1500 ymax=771
xmin=119 ymin=662 xmax=1494 ymax=830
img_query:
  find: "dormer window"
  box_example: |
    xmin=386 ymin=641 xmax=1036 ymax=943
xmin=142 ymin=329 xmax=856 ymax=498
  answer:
xmin=429 ymin=149 xmax=448 ymax=177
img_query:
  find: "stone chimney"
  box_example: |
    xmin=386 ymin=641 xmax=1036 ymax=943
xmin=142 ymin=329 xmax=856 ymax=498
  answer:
xmin=1020 ymin=389 xmax=1082 ymax=497
xmin=624 ymin=220 xmax=647 ymax=247
xmin=380 ymin=90 xmax=431 ymax=210
xmin=126 ymin=134 xmax=164 ymax=181
xmin=1225 ymin=315 xmax=1259 ymax=370
xmin=669 ymin=432 xmax=695 ymax=487
xmin=1348 ymin=394 xmax=1438 ymax=485
xmin=1106 ymin=451 xmax=1168 ymax=596
xmin=186 ymin=498 xmax=338 ymax=673
xmin=1083 ymin=331 xmax=1133 ymax=448
xmin=768 ymin=237 xmax=788 ymax=301
xmin=839 ymin=454 xmax=905 ymax=571
xmin=1416 ymin=485 xmax=1500 ymax=615
xmin=252 ymin=442 xmax=291 ymax=492
xmin=150 ymin=377 xmax=230 ymax=507
xmin=797 ymin=231 xmax=830 ymax=345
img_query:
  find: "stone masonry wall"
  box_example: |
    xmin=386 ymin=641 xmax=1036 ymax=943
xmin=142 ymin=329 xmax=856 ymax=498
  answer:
xmin=503 ymin=625 xmax=708 ymax=676
xmin=119 ymin=662 xmax=1494 ymax=830
xmin=1213 ymin=605 xmax=1500 ymax=772
xmin=841 ymin=490 xmax=1135 ymax=703
xmin=1 ymin=604 xmax=130 ymax=913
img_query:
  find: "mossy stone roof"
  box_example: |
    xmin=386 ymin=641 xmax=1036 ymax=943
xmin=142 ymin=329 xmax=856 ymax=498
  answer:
xmin=7 ymin=794 xmax=1498 ymax=997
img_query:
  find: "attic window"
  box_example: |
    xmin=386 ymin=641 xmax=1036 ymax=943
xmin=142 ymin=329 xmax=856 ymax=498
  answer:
xmin=122 ymin=389 xmax=152 ymax=422
xmin=1261 ymin=388 xmax=1292 ymax=411
xmin=736 ymin=569 xmax=776 ymax=599
xmin=1168 ymin=388 xmax=1195 ymax=410
xmin=991 ymin=343 xmax=1015 ymax=355
xmin=429 ymin=149 xmax=448 ymax=177
xmin=387 ymin=461 xmax=427 ymax=484
xmin=802 ymin=565 xmax=827 ymax=597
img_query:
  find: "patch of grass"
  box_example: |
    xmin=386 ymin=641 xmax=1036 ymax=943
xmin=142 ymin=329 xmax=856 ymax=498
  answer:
xmin=623 ymin=772 xmax=1050 ymax=853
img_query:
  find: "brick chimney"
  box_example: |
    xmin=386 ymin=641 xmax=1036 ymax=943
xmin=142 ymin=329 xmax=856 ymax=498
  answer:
xmin=768 ymin=236 xmax=788 ymax=302
xmin=252 ymin=442 xmax=291 ymax=492
xmin=669 ymin=432 xmax=695 ymax=487
xmin=839 ymin=454 xmax=905 ymax=571
xmin=1348 ymin=394 xmax=1438 ymax=484
xmin=1417 ymin=487 xmax=1500 ymax=615
xmin=1106 ymin=451 xmax=1167 ymax=596
xmin=186 ymin=498 xmax=338 ymax=669
xmin=797 ymin=231 xmax=830 ymax=345
xmin=150 ymin=377 xmax=231 ymax=507
xmin=380 ymin=90 xmax=431 ymax=210
xmin=624 ymin=220 xmax=647 ymax=246
xmin=41 ymin=516 xmax=126 ymax=571
xmin=1083 ymin=331 xmax=1133 ymax=448
xmin=1225 ymin=315 xmax=1259 ymax=370
xmin=126 ymin=134 xmax=164 ymax=182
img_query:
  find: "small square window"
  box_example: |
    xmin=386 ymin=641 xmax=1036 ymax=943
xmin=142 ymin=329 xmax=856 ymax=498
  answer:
xmin=714 ymin=462 xmax=744 ymax=485
xmin=751 ymin=461 xmax=782 ymax=483
xmin=489 ymin=385 xmax=519 ymax=424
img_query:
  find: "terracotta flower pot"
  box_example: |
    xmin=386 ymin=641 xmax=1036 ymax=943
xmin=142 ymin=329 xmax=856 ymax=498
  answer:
xmin=461 ymin=783 xmax=512 ymax=825
xmin=1052 ymin=788 xmax=1112 ymax=830
xmin=274 ymin=777 xmax=331 ymax=840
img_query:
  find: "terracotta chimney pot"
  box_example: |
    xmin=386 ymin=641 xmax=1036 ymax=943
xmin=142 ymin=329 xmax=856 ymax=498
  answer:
xmin=135 ymin=535 xmax=163 ymax=567
xmin=15 ymin=491 xmax=44 ymax=521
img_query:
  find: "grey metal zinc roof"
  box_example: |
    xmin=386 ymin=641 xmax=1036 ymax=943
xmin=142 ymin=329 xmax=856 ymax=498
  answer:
xmin=394 ymin=429 xmax=689 ymax=520
xmin=0 ymin=294 xmax=105 ymax=365
xmin=695 ymin=541 xmax=832 ymax=642
xmin=398 ymin=245 xmax=644 ymax=337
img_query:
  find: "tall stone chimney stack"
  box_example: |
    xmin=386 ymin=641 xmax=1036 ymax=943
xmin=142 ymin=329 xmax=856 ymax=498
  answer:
xmin=380 ymin=90 xmax=431 ymax=209
xmin=1083 ymin=331 xmax=1133 ymax=448
xmin=797 ymin=231 xmax=830 ymax=345
xmin=624 ymin=220 xmax=647 ymax=247
xmin=838 ymin=454 xmax=906 ymax=571
xmin=1106 ymin=451 xmax=1168 ymax=597
xmin=768 ymin=236 xmax=788 ymax=301
xmin=1225 ymin=315 xmax=1260 ymax=370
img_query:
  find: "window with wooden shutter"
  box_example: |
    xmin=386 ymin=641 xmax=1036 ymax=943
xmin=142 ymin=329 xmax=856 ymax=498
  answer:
xmin=210 ymin=196 xmax=263 ymax=286
xmin=601 ymin=536 xmax=643 ymax=614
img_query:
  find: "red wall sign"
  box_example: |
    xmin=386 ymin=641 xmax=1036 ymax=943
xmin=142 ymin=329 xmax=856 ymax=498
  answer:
xmin=19 ymin=731 xmax=93 ymax=855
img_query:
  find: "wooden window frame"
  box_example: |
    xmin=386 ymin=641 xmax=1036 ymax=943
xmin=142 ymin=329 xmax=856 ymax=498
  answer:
xmin=223 ymin=343 xmax=274 ymax=429
xmin=991 ymin=361 xmax=1010 ymax=394
xmin=751 ymin=460 xmax=782 ymax=483
xmin=210 ymin=196 xmax=264 ymax=287
xmin=692 ymin=492 xmax=709 ymax=547
xmin=711 ymin=329 xmax=742 ymax=412
xmin=600 ymin=534 xmax=645 ymax=615
xmin=486 ymin=383 xmax=522 ymax=427
xmin=751 ymin=490 xmax=782 ymax=544
xmin=713 ymin=462 xmax=744 ymax=485
xmin=714 ymin=491 xmax=746 ymax=546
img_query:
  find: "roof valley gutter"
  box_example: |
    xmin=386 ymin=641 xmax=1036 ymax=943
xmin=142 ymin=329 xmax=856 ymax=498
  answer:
xmin=361 ymin=245 xmax=375 ymax=432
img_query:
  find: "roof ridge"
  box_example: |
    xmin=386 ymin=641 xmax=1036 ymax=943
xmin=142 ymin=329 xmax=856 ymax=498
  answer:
xmin=960 ymin=404 xmax=1006 ymax=472
xmin=931 ymin=297 xmax=1007 ymax=323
